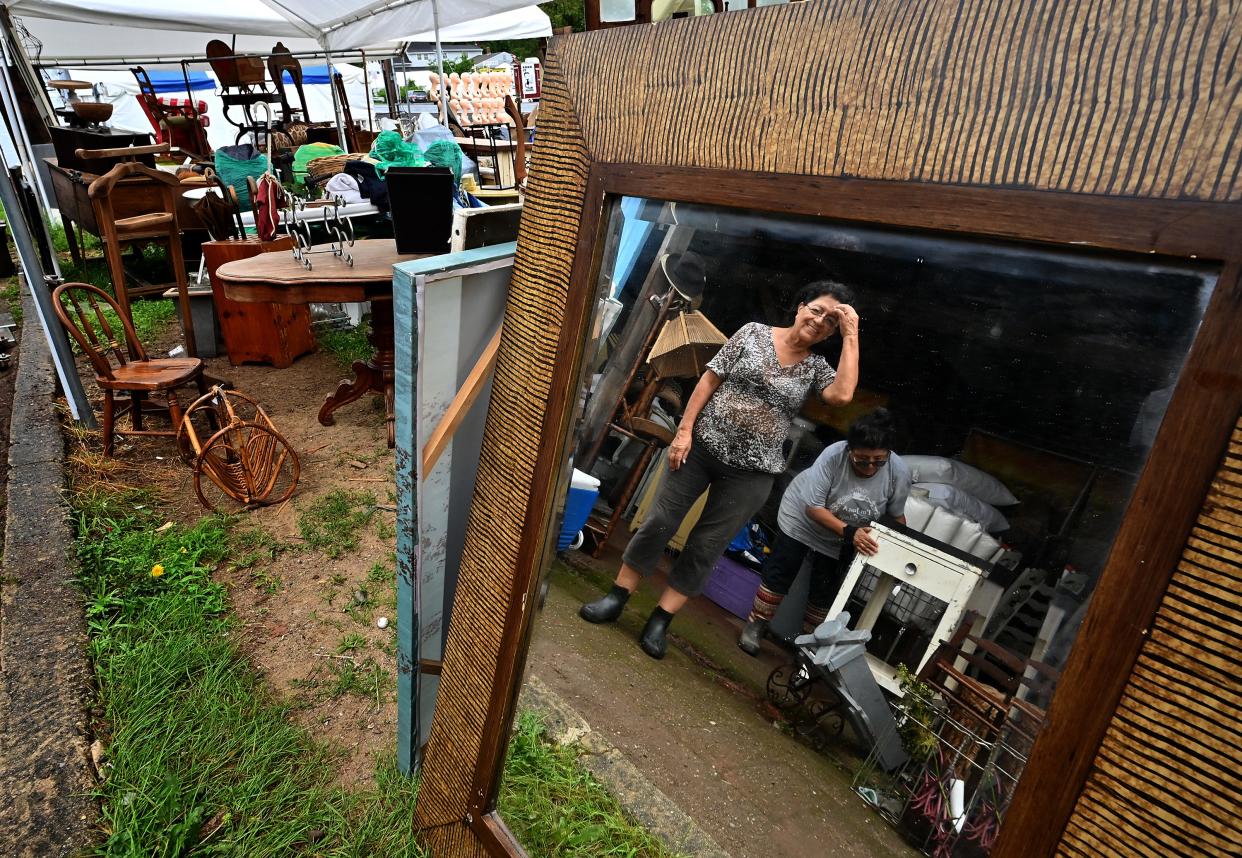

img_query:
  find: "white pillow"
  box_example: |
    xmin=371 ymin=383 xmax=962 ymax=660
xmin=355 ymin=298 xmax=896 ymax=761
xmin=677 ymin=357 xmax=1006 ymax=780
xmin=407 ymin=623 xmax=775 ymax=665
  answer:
xmin=923 ymin=506 xmax=964 ymax=543
xmin=951 ymin=518 xmax=984 ymax=552
xmin=903 ymin=455 xmax=1019 ymax=506
xmin=973 ymin=532 xmax=1002 ymax=561
xmin=904 ymin=495 xmax=935 ymax=531
xmin=917 ymin=482 xmax=1010 ymax=533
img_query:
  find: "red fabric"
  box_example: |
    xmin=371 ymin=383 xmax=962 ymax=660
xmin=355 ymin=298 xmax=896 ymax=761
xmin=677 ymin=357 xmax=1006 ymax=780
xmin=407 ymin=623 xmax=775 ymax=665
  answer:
xmin=254 ymin=175 xmax=282 ymax=242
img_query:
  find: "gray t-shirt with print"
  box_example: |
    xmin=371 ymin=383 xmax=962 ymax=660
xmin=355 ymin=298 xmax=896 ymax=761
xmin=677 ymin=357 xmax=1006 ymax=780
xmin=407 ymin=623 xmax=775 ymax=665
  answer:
xmin=778 ymin=441 xmax=912 ymax=558
xmin=695 ymin=322 xmax=836 ymax=474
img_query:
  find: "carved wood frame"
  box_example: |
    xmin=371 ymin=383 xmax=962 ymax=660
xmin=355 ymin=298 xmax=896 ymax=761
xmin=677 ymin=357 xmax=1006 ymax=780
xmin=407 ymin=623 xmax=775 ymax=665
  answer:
xmin=412 ymin=6 xmax=1242 ymax=856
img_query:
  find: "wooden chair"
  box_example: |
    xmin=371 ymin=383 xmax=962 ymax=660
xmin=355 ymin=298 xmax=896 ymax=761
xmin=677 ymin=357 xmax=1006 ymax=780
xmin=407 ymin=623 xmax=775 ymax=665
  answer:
xmin=206 ymin=39 xmax=281 ymax=143
xmin=130 ymin=66 xmax=211 ymax=160
xmin=84 ymin=159 xmax=198 ymax=357
xmin=52 ymin=282 xmax=207 ymax=456
xmin=266 ymin=42 xmax=310 ymax=125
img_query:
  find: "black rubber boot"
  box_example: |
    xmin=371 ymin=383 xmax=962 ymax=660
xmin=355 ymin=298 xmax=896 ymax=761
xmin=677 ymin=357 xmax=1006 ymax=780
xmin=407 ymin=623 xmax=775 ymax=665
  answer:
xmin=737 ymin=618 xmax=768 ymax=656
xmin=639 ymin=607 xmax=674 ymax=659
xmin=579 ymin=585 xmax=631 ymax=624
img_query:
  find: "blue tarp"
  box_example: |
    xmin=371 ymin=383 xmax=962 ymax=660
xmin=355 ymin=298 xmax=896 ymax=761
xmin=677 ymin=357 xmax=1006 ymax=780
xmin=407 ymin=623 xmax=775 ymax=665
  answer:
xmin=146 ymin=70 xmax=214 ymax=93
xmin=285 ymin=65 xmax=333 ymax=85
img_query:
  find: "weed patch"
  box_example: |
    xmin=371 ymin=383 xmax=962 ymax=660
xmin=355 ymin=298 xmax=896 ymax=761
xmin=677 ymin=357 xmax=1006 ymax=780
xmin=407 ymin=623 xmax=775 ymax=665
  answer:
xmin=298 ymin=489 xmax=376 ymax=558
xmin=71 ymin=478 xmax=427 ymax=856
xmin=316 ymin=322 xmax=372 ymax=368
xmin=498 ymin=711 xmax=683 ymax=857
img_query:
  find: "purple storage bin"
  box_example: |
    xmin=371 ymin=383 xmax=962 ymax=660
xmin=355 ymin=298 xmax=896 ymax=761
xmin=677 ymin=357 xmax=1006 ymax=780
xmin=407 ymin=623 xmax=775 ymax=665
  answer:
xmin=702 ymin=555 xmax=762 ymax=619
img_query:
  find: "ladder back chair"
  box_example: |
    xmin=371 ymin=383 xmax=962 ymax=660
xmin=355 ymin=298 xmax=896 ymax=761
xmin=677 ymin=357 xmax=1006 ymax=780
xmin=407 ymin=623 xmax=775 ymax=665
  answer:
xmin=206 ymin=39 xmax=281 ymax=143
xmin=53 ymin=282 xmax=207 ymax=456
xmin=83 ymin=159 xmax=198 ymax=357
xmin=130 ymin=66 xmax=212 ymax=160
xmin=267 ymin=42 xmax=310 ymax=125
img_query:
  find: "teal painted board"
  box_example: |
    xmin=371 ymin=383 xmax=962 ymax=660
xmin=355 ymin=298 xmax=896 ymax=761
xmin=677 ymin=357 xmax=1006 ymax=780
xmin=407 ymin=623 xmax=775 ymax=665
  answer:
xmin=393 ymin=248 xmax=515 ymax=773
xmin=393 ymin=261 xmax=420 ymax=775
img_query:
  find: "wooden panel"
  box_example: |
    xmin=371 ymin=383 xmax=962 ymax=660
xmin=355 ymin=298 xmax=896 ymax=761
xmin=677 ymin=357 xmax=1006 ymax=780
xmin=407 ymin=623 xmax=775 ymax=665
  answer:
xmin=558 ymin=1 xmax=1242 ymax=200
xmin=1056 ymin=414 xmax=1242 ymax=858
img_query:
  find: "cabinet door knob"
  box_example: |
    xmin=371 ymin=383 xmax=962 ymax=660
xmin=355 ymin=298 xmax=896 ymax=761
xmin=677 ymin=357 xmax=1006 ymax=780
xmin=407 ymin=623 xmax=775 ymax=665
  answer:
xmin=903 ymin=562 xmax=918 ymax=576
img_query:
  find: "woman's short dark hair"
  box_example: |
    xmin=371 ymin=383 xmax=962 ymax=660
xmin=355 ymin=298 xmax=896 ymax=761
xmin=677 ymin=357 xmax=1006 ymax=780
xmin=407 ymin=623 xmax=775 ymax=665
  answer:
xmin=793 ymin=280 xmax=857 ymax=312
xmin=848 ymin=408 xmax=897 ymax=451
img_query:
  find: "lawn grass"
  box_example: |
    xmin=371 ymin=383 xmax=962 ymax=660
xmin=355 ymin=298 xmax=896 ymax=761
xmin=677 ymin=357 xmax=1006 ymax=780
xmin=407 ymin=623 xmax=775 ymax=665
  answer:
xmin=316 ymin=320 xmax=372 ymax=368
xmin=70 ymin=469 xmax=676 ymax=856
xmin=499 ymin=711 xmax=683 ymax=857
xmin=298 ymin=489 xmax=377 ymax=558
xmin=71 ymin=482 xmax=426 ymax=856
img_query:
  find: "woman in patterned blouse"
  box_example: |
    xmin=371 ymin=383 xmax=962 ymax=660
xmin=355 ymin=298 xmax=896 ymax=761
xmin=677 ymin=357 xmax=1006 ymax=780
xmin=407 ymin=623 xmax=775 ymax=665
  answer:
xmin=579 ymin=282 xmax=861 ymax=659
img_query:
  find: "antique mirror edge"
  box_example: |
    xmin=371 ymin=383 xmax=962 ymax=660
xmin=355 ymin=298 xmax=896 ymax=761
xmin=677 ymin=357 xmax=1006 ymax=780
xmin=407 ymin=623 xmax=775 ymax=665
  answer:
xmin=465 ymin=167 xmax=617 ymax=814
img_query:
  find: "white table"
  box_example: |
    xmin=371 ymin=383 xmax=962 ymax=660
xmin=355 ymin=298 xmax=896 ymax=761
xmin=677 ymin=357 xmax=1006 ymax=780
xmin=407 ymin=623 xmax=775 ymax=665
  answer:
xmin=827 ymin=522 xmax=990 ymax=695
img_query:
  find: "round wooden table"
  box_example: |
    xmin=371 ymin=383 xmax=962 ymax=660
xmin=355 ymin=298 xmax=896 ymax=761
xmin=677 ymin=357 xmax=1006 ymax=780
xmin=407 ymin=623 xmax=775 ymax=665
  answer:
xmin=216 ymin=239 xmax=423 ymax=447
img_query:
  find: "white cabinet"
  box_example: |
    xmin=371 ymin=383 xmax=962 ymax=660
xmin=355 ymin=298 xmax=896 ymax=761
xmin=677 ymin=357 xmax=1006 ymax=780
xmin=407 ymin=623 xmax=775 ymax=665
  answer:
xmin=827 ymin=523 xmax=989 ymax=695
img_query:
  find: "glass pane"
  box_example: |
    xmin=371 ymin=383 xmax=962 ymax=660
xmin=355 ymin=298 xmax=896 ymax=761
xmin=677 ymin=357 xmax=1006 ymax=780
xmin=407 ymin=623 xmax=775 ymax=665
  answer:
xmin=600 ymin=0 xmax=637 ymax=22
xmin=500 ymin=195 xmax=1214 ymax=857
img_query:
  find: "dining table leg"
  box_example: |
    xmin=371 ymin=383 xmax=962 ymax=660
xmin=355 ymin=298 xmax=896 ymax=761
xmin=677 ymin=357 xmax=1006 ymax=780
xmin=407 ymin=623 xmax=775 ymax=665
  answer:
xmin=318 ymin=297 xmax=397 ymax=447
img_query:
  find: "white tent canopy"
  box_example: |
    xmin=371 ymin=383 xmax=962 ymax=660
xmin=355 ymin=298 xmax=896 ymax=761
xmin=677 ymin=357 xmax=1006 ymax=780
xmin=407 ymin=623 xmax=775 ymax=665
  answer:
xmin=404 ymin=6 xmax=550 ymax=44
xmin=8 ymin=0 xmax=542 ymax=64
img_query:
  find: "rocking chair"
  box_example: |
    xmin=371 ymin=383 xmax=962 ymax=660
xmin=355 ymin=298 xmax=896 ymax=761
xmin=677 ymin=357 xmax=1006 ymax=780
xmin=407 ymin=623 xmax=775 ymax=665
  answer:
xmin=53 ymin=282 xmax=207 ymax=456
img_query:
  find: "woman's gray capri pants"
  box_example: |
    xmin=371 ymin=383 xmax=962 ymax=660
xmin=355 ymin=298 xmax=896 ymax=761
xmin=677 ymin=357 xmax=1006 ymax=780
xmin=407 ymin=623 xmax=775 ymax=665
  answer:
xmin=622 ymin=444 xmax=774 ymax=597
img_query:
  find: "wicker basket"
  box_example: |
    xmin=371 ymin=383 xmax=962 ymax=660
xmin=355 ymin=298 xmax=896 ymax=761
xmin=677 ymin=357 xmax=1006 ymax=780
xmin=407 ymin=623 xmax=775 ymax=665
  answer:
xmin=305 ymin=153 xmax=367 ymax=184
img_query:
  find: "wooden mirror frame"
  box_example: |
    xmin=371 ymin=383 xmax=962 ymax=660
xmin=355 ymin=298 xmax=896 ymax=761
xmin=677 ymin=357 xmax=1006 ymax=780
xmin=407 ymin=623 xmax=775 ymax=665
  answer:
xmin=412 ymin=5 xmax=1242 ymax=855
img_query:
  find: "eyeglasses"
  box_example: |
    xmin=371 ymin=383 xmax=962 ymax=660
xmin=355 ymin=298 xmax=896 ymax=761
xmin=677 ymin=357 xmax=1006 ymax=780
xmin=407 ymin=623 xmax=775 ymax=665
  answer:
xmin=849 ymin=453 xmax=889 ymax=469
xmin=803 ymin=304 xmax=839 ymax=322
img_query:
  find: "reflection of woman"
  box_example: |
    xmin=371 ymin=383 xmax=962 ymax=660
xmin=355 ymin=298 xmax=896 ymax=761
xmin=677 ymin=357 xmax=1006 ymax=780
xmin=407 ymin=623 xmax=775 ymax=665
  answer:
xmin=738 ymin=409 xmax=911 ymax=655
xmin=580 ymin=283 xmax=860 ymax=659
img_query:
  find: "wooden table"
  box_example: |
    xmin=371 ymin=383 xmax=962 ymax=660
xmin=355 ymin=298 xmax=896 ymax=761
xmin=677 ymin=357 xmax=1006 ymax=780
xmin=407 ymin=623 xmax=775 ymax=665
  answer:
xmin=46 ymin=157 xmax=205 ymax=267
xmin=454 ymin=135 xmax=519 ymax=189
xmin=216 ymin=239 xmax=421 ymax=447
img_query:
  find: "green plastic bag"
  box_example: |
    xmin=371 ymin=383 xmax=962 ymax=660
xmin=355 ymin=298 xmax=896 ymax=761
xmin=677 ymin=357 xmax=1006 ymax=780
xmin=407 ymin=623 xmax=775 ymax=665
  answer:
xmin=213 ymin=145 xmax=268 ymax=210
xmin=423 ymin=139 xmax=464 ymax=184
xmin=367 ymin=130 xmax=426 ymax=177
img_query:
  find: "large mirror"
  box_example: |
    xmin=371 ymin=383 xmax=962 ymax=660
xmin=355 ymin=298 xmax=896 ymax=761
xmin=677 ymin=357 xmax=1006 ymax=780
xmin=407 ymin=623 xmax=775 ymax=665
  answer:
xmin=499 ymin=194 xmax=1215 ymax=856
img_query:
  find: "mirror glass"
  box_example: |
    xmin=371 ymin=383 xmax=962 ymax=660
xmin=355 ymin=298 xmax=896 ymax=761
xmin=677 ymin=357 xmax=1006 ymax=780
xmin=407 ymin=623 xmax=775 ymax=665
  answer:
xmin=497 ymin=195 xmax=1215 ymax=856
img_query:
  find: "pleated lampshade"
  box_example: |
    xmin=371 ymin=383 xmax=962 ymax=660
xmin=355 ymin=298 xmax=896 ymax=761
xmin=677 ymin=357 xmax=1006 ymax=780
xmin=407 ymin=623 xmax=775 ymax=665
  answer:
xmin=648 ymin=311 xmax=728 ymax=378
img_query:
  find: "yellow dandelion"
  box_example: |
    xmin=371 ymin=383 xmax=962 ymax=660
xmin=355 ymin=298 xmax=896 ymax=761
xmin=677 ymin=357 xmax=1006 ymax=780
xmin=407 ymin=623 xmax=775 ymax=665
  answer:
xmin=180 ymin=547 xmax=187 ymax=554
xmin=150 ymin=564 xmax=165 ymax=578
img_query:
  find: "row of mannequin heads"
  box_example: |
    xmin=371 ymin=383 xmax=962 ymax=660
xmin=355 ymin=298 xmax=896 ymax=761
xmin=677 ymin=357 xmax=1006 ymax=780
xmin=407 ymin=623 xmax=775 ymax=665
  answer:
xmin=428 ymin=71 xmax=514 ymax=100
xmin=429 ymin=71 xmax=516 ymax=127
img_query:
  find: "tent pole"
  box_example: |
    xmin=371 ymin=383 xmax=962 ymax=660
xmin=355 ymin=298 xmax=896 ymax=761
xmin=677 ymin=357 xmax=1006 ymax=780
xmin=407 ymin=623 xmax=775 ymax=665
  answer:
xmin=432 ymin=0 xmax=448 ymax=125
xmin=0 ymin=146 xmax=93 ymax=425
xmin=0 ymin=23 xmax=57 ymax=231
xmin=322 ymin=42 xmax=349 ymax=151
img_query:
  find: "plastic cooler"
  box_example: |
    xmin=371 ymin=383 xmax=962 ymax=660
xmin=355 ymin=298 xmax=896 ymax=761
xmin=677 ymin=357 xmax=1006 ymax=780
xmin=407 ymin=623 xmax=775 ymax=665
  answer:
xmin=557 ymin=469 xmax=600 ymax=551
xmin=702 ymin=555 xmax=762 ymax=619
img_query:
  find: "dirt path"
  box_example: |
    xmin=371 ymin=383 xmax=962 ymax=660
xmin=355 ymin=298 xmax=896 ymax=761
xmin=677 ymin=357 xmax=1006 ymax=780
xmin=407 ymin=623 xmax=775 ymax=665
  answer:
xmin=526 ymin=571 xmax=916 ymax=858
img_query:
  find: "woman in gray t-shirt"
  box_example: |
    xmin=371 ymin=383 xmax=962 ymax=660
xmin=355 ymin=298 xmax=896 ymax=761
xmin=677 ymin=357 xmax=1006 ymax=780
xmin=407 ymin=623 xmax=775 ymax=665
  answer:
xmin=580 ymin=282 xmax=861 ymax=660
xmin=739 ymin=409 xmax=911 ymax=656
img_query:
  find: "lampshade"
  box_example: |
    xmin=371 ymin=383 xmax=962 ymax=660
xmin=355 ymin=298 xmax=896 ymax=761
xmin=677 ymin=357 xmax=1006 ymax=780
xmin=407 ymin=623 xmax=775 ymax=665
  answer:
xmin=648 ymin=310 xmax=727 ymax=378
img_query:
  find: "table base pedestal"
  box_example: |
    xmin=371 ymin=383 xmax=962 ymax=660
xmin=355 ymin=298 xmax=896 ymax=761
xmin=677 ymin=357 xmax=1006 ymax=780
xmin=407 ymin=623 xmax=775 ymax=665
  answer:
xmin=318 ymin=299 xmax=396 ymax=447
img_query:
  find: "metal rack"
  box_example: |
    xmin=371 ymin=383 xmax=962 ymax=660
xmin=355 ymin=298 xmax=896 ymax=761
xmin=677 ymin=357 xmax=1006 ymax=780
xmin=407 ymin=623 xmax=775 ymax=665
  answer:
xmin=852 ymin=683 xmax=1043 ymax=857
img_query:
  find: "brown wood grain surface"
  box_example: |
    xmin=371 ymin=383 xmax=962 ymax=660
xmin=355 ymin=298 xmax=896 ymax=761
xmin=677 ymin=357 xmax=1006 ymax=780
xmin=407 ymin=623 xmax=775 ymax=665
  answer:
xmin=1055 ymin=418 xmax=1242 ymax=856
xmin=216 ymin=239 xmax=419 ymax=303
xmin=410 ymin=4 xmax=1242 ymax=855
